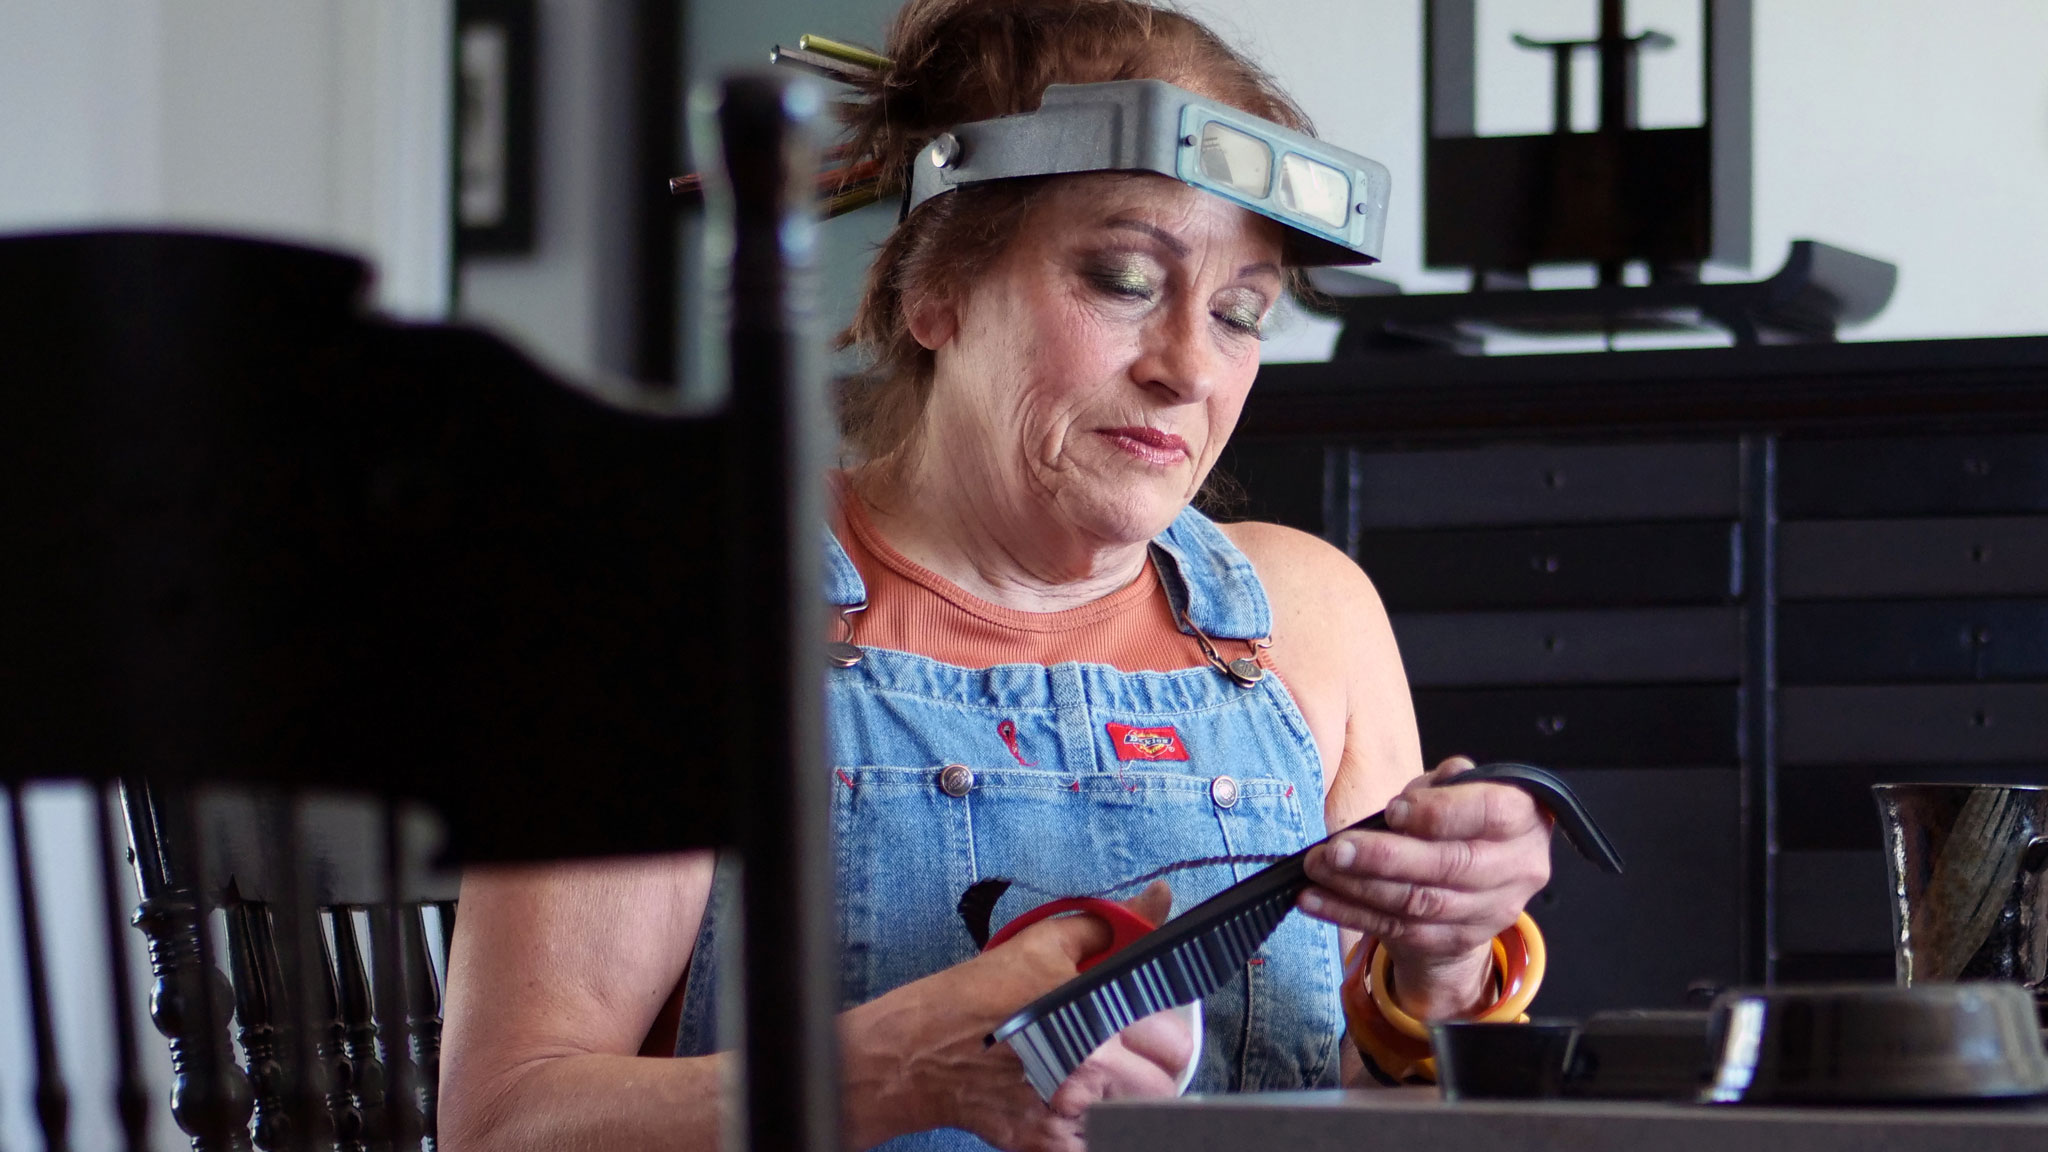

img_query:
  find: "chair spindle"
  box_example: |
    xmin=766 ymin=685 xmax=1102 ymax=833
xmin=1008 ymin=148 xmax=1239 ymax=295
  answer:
xmin=328 ymin=908 xmax=391 ymax=1152
xmin=225 ymin=900 xmax=301 ymax=1152
xmin=370 ymin=806 xmax=424 ymax=1152
xmin=8 ymin=782 xmax=73 ymax=1152
xmin=124 ymin=783 xmax=254 ymax=1151
xmin=94 ymin=783 xmax=153 ymax=1152
xmin=401 ymin=907 xmax=442 ymax=1149
xmin=314 ymin=917 xmax=367 ymax=1152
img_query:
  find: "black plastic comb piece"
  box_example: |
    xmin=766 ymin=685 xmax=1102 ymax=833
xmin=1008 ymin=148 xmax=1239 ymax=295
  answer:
xmin=958 ymin=878 xmax=1013 ymax=950
xmin=986 ymin=761 xmax=1622 ymax=1100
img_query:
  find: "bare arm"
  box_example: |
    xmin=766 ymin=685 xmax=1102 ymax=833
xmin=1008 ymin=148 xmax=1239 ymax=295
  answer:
xmin=438 ymin=852 xmax=727 ymax=1152
xmin=439 ymin=854 xmax=1190 ymax=1152
xmin=1227 ymin=522 xmax=1551 ymax=1060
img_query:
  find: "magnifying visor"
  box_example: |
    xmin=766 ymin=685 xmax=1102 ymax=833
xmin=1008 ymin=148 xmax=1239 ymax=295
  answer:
xmin=907 ymin=78 xmax=1391 ymax=266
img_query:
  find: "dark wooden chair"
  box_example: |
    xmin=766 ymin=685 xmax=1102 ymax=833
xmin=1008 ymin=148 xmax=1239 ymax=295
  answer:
xmin=2 ymin=74 xmax=838 ymax=1152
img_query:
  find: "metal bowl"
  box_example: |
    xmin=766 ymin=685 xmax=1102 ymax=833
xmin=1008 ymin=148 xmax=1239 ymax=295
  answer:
xmin=1703 ymin=983 xmax=2048 ymax=1104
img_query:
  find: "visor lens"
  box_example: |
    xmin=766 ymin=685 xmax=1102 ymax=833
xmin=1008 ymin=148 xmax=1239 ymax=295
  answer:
xmin=1278 ymin=153 xmax=1351 ymax=230
xmin=1198 ymin=121 xmax=1272 ymax=198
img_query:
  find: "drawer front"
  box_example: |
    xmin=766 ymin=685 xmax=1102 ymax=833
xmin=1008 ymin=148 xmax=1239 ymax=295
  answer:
xmin=1779 ymin=764 xmax=2048 ymax=851
xmin=1781 ymin=600 xmax=2048 ymax=683
xmin=1781 ymin=435 xmax=2048 ymax=518
xmin=1350 ymin=442 xmax=1739 ymax=528
xmin=1414 ymin=686 xmax=1739 ymax=767
xmin=1780 ymin=684 xmax=2048 ymax=765
xmin=1392 ymin=607 xmax=1743 ymax=687
xmin=1780 ymin=517 xmax=2048 ymax=599
xmin=1776 ymin=851 xmax=1893 ymax=955
xmin=1360 ymin=522 xmax=1740 ymax=610
xmin=1530 ymin=767 xmax=1741 ymax=1015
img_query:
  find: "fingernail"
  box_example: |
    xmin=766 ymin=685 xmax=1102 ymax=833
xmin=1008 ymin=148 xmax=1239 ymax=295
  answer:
xmin=1329 ymin=838 xmax=1356 ymax=869
xmin=1300 ymin=890 xmax=1325 ymax=914
xmin=1386 ymin=797 xmax=1411 ymax=828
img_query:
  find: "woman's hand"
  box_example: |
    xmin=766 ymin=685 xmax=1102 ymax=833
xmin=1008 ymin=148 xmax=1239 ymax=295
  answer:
xmin=840 ymin=882 xmax=1192 ymax=1152
xmin=1298 ymin=756 xmax=1553 ymax=1018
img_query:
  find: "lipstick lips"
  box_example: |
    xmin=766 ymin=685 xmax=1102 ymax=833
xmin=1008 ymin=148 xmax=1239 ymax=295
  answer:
xmin=1101 ymin=425 xmax=1190 ymax=464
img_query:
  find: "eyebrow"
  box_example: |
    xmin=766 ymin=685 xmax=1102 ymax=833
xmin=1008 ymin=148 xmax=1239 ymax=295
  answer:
xmin=1104 ymin=218 xmax=1281 ymax=282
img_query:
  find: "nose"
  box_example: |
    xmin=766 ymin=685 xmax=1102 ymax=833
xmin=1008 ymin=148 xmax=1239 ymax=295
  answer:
xmin=1128 ymin=296 xmax=1224 ymax=405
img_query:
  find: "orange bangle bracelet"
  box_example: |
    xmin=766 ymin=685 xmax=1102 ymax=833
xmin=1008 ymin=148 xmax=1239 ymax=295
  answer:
xmin=1340 ymin=912 xmax=1548 ymax=1082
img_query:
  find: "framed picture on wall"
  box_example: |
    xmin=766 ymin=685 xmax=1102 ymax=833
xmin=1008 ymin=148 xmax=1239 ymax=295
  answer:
xmin=455 ymin=0 xmax=537 ymax=255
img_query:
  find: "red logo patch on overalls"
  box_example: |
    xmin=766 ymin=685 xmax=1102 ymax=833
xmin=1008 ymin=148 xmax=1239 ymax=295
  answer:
xmin=1105 ymin=723 xmax=1189 ymax=761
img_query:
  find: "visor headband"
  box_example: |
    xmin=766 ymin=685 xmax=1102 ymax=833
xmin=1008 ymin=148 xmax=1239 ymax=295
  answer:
xmin=906 ymin=79 xmax=1391 ymax=266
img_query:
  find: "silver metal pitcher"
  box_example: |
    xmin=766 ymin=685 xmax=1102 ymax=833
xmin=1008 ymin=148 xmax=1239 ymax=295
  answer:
xmin=1874 ymin=783 xmax=2048 ymax=993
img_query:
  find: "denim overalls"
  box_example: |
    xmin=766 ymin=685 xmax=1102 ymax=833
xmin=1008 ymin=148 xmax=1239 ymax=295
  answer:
xmin=677 ymin=506 xmax=1343 ymax=1149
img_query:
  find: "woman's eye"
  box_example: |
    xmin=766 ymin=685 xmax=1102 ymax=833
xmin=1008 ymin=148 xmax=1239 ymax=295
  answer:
xmin=1215 ymin=297 xmax=1268 ymax=337
xmin=1089 ymin=268 xmax=1158 ymax=301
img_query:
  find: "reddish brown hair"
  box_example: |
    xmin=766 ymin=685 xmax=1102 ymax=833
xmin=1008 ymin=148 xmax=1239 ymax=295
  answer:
xmin=837 ymin=0 xmax=1313 ymax=463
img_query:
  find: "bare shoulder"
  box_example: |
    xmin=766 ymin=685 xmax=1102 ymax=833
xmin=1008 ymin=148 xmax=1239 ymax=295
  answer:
xmin=1216 ymin=519 xmax=1384 ymax=630
xmin=1216 ymin=518 xmax=1420 ymax=822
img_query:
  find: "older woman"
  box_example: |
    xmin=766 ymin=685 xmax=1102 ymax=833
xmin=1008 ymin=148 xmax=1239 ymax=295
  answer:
xmin=439 ymin=2 xmax=1552 ymax=1150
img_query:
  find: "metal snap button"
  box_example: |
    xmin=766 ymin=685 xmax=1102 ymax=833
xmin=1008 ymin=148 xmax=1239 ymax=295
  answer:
xmin=1210 ymin=775 xmax=1240 ymax=809
xmin=938 ymin=763 xmax=976 ymax=797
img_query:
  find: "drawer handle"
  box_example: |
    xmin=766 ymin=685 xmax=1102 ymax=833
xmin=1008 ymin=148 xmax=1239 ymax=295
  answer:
xmin=1973 ymin=709 xmax=1994 ymax=729
xmin=1530 ymin=553 xmax=1561 ymax=574
xmin=1971 ymin=544 xmax=1991 ymax=564
xmin=1536 ymin=714 xmax=1568 ymax=737
xmin=1963 ymin=457 xmax=1993 ymax=478
xmin=1544 ymin=469 xmax=1568 ymax=490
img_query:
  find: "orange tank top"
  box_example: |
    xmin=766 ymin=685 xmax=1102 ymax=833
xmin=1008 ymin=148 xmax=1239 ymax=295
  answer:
xmin=835 ymin=489 xmax=1216 ymax=673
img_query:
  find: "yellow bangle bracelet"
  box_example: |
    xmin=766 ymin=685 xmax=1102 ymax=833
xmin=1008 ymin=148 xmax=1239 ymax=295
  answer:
xmin=1362 ymin=912 xmax=1548 ymax=1041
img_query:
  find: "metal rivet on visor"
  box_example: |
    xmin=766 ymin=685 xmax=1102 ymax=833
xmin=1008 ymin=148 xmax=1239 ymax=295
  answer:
xmin=929 ymin=132 xmax=959 ymax=168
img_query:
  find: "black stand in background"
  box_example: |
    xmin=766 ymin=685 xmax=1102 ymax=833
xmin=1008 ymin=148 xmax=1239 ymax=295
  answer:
xmin=1 ymin=74 xmax=836 ymax=1152
xmin=1355 ymin=0 xmax=1897 ymax=354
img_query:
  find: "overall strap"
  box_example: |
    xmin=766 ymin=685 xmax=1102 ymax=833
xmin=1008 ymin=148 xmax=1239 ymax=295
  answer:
xmin=1150 ymin=505 xmax=1274 ymax=641
xmin=822 ymin=526 xmax=868 ymax=607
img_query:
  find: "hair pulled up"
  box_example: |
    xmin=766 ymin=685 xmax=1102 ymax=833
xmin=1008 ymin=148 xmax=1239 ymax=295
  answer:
xmin=835 ymin=0 xmax=1312 ymax=465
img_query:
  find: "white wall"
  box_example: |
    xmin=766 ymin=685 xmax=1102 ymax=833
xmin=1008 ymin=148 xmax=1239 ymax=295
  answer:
xmin=0 ymin=0 xmax=453 ymax=318
xmin=455 ymin=0 xmax=640 ymax=379
xmin=1185 ymin=0 xmax=2048 ymax=359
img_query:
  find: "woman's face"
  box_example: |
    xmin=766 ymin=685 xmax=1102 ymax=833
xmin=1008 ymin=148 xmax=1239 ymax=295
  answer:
xmin=911 ymin=174 xmax=1286 ymax=550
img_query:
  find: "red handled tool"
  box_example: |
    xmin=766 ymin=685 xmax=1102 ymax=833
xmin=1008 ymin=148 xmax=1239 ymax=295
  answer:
xmin=982 ymin=897 xmax=1159 ymax=971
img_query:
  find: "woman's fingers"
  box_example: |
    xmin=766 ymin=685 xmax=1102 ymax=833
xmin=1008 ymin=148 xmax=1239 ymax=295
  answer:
xmin=1047 ymin=1029 xmax=1184 ymax=1117
xmin=1308 ymin=825 xmax=1542 ymax=893
xmin=1298 ymin=758 xmax=1554 ymax=964
xmin=1114 ymin=1003 xmax=1196 ymax=1079
xmin=1388 ymin=777 xmax=1547 ymax=843
xmin=1122 ymin=879 xmax=1174 ymax=928
xmin=1296 ymin=886 xmax=1503 ymax=952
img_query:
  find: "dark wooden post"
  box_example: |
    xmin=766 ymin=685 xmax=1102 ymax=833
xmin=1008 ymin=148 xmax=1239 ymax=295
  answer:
xmin=328 ymin=908 xmax=391 ymax=1152
xmin=715 ymin=72 xmax=840 ymax=1152
xmin=123 ymin=782 xmax=255 ymax=1151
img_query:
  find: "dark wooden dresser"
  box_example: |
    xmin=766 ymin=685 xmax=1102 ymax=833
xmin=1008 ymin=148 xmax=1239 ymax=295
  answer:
xmin=1221 ymin=335 xmax=2048 ymax=1016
